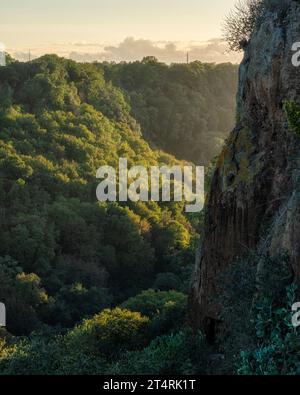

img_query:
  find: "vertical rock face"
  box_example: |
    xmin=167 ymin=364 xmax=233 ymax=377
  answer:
xmin=189 ymin=0 xmax=300 ymax=335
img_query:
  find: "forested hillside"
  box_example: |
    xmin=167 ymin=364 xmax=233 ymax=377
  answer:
xmin=0 ymin=54 xmax=235 ymax=374
xmin=0 ymin=54 xmax=199 ymax=332
xmin=103 ymin=58 xmax=238 ymax=164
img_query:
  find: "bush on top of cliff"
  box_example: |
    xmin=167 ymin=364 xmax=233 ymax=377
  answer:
xmin=223 ymin=0 xmax=265 ymax=52
xmin=223 ymin=0 xmax=293 ymax=52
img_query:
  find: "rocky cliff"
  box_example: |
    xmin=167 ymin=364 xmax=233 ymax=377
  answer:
xmin=189 ymin=0 xmax=300 ymax=338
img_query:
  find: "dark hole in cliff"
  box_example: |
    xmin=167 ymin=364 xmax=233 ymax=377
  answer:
xmin=204 ymin=317 xmax=216 ymax=345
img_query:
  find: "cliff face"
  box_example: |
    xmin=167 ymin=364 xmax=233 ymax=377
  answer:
xmin=189 ymin=0 xmax=300 ymax=336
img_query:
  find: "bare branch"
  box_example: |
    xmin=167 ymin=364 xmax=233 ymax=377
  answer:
xmin=222 ymin=0 xmax=265 ymax=52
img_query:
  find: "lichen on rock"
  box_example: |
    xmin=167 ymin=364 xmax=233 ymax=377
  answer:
xmin=188 ymin=0 xmax=300 ymax=336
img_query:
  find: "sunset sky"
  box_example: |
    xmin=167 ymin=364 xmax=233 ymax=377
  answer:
xmin=1 ymin=0 xmax=240 ymax=63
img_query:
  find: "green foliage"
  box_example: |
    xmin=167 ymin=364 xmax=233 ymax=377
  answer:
xmin=67 ymin=307 xmax=149 ymax=357
xmin=49 ymin=283 xmax=113 ymax=327
xmin=0 ymin=332 xmax=108 ymax=375
xmin=122 ymin=289 xmax=187 ymax=337
xmin=237 ymin=283 xmax=300 ymax=375
xmin=104 ymin=60 xmax=238 ymax=164
xmin=153 ymin=272 xmax=181 ymax=291
xmin=108 ymin=329 xmax=209 ymax=375
xmin=0 ymin=55 xmax=199 ymax=334
xmin=0 ymin=323 xmax=209 ymax=376
xmin=0 ymin=54 xmax=233 ymax=375
xmin=217 ymin=251 xmax=300 ymax=375
xmin=0 ymin=308 xmax=150 ymax=375
xmin=284 ymin=100 xmax=300 ymax=137
xmin=0 ymin=308 xmax=149 ymax=375
xmin=0 ymin=256 xmax=50 ymax=335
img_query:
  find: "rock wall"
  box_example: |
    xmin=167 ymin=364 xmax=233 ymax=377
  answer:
xmin=189 ymin=0 xmax=300 ymax=337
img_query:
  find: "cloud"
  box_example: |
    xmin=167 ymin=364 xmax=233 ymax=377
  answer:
xmin=12 ymin=51 xmax=32 ymax=62
xmin=10 ymin=37 xmax=242 ymax=64
xmin=103 ymin=38 xmax=183 ymax=63
xmin=99 ymin=37 xmax=241 ymax=64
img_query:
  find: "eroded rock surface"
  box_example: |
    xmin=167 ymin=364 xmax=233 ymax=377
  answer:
xmin=189 ymin=0 xmax=300 ymax=336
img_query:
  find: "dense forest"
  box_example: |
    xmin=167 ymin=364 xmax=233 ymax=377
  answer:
xmin=1 ymin=43 xmax=297 ymax=375
xmin=103 ymin=58 xmax=238 ymax=164
xmin=2 ymin=0 xmax=299 ymax=378
xmin=0 ymin=54 xmax=235 ymax=374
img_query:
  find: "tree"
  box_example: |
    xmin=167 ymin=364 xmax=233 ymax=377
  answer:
xmin=223 ymin=0 xmax=264 ymax=52
xmin=68 ymin=307 xmax=149 ymax=355
xmin=0 ymin=55 xmax=197 ymax=343
xmin=153 ymin=272 xmax=181 ymax=291
xmin=122 ymin=289 xmax=187 ymax=337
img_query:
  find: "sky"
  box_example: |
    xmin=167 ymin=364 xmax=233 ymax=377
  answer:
xmin=0 ymin=0 xmax=241 ymax=63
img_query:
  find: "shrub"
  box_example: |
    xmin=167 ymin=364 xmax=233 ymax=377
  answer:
xmin=122 ymin=289 xmax=187 ymax=337
xmin=109 ymin=329 xmax=210 ymax=375
xmin=237 ymin=283 xmax=300 ymax=375
xmin=0 ymin=333 xmax=108 ymax=375
xmin=284 ymin=101 xmax=300 ymax=137
xmin=223 ymin=0 xmax=264 ymax=51
xmin=217 ymin=251 xmax=300 ymax=375
xmin=153 ymin=272 xmax=181 ymax=291
xmin=67 ymin=307 xmax=149 ymax=357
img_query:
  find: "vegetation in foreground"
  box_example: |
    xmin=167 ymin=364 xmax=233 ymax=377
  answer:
xmin=1 ymin=4 xmax=300 ymax=372
xmin=0 ymin=54 xmax=229 ymax=374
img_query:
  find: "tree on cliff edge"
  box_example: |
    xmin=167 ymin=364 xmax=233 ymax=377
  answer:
xmin=223 ymin=0 xmax=264 ymax=51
